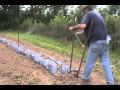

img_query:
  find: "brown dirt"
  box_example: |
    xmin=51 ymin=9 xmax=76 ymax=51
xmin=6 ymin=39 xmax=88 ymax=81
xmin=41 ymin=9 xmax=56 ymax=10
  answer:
xmin=0 ymin=34 xmax=106 ymax=85
xmin=0 ymin=43 xmax=53 ymax=85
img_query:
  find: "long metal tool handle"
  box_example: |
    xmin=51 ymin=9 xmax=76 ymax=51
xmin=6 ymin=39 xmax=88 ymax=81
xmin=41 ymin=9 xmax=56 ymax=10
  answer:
xmin=76 ymin=20 xmax=94 ymax=78
xmin=69 ymin=16 xmax=77 ymax=71
xmin=76 ymin=46 xmax=86 ymax=78
xmin=69 ymin=16 xmax=84 ymax=72
xmin=69 ymin=32 xmax=83 ymax=72
xmin=70 ymin=38 xmax=75 ymax=71
xmin=74 ymin=16 xmax=84 ymax=48
xmin=74 ymin=33 xmax=84 ymax=48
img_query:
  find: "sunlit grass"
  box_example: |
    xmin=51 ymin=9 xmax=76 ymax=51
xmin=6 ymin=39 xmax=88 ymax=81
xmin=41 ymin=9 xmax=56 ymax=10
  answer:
xmin=4 ymin=32 xmax=84 ymax=59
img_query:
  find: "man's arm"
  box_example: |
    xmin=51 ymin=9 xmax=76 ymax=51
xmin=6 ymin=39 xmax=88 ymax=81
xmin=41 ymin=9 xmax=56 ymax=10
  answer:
xmin=69 ymin=24 xmax=86 ymax=31
xmin=74 ymin=24 xmax=86 ymax=30
xmin=69 ymin=13 xmax=90 ymax=31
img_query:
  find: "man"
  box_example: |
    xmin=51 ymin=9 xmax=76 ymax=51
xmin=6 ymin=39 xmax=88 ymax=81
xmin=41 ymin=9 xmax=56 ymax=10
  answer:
xmin=69 ymin=5 xmax=115 ymax=85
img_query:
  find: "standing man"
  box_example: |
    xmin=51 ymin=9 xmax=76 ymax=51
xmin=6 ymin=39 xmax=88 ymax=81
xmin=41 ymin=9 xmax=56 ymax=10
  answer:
xmin=69 ymin=5 xmax=115 ymax=85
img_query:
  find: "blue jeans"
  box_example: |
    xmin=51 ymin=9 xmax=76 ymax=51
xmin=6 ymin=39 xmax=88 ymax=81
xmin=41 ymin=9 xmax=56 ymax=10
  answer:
xmin=81 ymin=40 xmax=115 ymax=85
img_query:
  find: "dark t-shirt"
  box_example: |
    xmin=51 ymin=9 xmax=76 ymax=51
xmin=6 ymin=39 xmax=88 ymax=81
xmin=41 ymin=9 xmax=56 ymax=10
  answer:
xmin=81 ymin=10 xmax=108 ymax=45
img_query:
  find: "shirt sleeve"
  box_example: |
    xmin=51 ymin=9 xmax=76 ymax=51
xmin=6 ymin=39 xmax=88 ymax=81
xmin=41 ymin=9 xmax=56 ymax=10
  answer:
xmin=81 ymin=13 xmax=91 ymax=25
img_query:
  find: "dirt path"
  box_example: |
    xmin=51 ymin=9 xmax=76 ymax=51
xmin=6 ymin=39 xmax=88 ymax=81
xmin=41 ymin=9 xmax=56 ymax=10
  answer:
xmin=0 ymin=43 xmax=53 ymax=85
xmin=0 ymin=35 xmax=106 ymax=85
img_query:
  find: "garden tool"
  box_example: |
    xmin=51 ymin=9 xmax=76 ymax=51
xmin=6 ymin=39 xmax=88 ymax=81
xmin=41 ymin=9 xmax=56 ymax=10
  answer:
xmin=75 ymin=20 xmax=94 ymax=78
xmin=69 ymin=17 xmax=84 ymax=72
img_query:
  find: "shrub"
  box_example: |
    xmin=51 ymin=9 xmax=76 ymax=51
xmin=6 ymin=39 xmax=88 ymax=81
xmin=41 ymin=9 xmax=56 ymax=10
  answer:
xmin=28 ymin=22 xmax=49 ymax=35
xmin=20 ymin=18 xmax=33 ymax=32
xmin=105 ymin=15 xmax=120 ymax=51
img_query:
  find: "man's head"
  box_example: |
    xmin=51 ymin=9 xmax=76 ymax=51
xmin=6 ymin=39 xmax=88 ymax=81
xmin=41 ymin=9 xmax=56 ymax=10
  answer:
xmin=80 ymin=5 xmax=94 ymax=14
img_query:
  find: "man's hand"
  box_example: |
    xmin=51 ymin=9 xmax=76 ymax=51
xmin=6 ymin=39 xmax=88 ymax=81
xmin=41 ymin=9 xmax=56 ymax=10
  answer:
xmin=69 ymin=24 xmax=80 ymax=31
xmin=69 ymin=27 xmax=74 ymax=31
xmin=69 ymin=24 xmax=86 ymax=31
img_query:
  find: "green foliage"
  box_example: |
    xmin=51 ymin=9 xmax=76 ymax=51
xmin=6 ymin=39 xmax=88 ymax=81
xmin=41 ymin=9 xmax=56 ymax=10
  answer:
xmin=105 ymin=15 xmax=120 ymax=50
xmin=99 ymin=8 xmax=109 ymax=18
xmin=98 ymin=7 xmax=120 ymax=51
xmin=50 ymin=10 xmax=69 ymax=26
xmin=28 ymin=21 xmax=49 ymax=35
xmin=26 ymin=9 xmax=71 ymax=40
xmin=20 ymin=18 xmax=33 ymax=32
xmin=108 ymin=5 xmax=120 ymax=15
xmin=49 ymin=9 xmax=70 ymax=39
xmin=0 ymin=5 xmax=20 ymax=29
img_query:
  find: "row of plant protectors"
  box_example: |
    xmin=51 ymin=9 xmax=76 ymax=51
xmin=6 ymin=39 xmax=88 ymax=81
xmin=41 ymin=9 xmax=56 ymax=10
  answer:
xmin=0 ymin=37 xmax=73 ymax=76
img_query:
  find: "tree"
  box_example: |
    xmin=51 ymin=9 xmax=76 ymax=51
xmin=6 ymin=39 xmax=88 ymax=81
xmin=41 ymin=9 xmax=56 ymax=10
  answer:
xmin=108 ymin=5 xmax=120 ymax=16
xmin=44 ymin=5 xmax=68 ymax=23
xmin=8 ymin=5 xmax=20 ymax=28
xmin=0 ymin=5 xmax=20 ymax=29
xmin=98 ymin=7 xmax=109 ymax=18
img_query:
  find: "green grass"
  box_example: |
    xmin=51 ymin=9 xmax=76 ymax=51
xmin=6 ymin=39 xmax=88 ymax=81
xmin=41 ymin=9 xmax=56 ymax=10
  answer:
xmin=110 ymin=50 xmax=120 ymax=84
xmin=3 ymin=32 xmax=84 ymax=59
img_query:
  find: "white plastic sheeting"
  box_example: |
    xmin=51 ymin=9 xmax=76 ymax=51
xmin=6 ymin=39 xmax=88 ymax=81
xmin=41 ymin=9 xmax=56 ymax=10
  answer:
xmin=0 ymin=37 xmax=71 ymax=76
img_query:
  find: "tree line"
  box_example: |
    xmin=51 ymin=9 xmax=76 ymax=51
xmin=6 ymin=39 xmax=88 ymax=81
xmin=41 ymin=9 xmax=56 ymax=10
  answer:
xmin=0 ymin=5 xmax=120 ymax=51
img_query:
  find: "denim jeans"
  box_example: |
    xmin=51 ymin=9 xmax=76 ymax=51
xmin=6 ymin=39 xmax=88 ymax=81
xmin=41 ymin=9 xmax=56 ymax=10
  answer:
xmin=81 ymin=40 xmax=115 ymax=85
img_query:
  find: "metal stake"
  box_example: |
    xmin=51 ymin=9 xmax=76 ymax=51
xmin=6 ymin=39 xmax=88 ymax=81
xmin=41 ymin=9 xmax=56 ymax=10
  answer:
xmin=18 ymin=31 xmax=19 ymax=47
